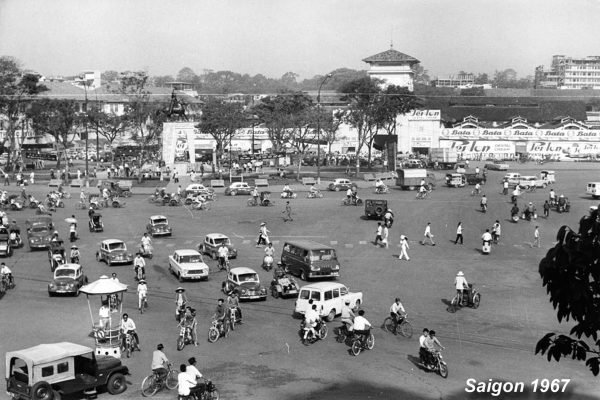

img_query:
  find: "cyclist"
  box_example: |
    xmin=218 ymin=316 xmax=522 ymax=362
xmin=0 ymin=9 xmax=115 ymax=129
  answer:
xmin=340 ymin=300 xmax=355 ymax=334
xmin=151 ymin=344 xmax=169 ymax=380
xmin=418 ymin=184 xmax=427 ymax=198
xmin=141 ymin=233 xmax=152 ymax=256
xmin=375 ymin=178 xmax=386 ymax=193
xmin=227 ymin=291 xmax=242 ymax=323
xmin=473 ymin=182 xmax=481 ymax=195
xmin=120 ymin=313 xmax=140 ymax=351
xmin=137 ymin=279 xmax=148 ymax=311
xmin=217 ymin=242 xmax=229 ymax=270
xmin=0 ymin=262 xmax=13 ymax=287
xmin=454 ymin=271 xmax=469 ymax=304
xmin=352 ymin=309 xmax=372 ymax=344
xmin=389 ymin=298 xmax=407 ymax=333
xmin=134 ymin=253 xmax=146 ymax=281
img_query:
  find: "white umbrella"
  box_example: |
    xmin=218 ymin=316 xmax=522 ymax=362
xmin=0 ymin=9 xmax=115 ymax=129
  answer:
xmin=65 ymin=217 xmax=77 ymax=224
xmin=80 ymin=275 xmax=127 ymax=295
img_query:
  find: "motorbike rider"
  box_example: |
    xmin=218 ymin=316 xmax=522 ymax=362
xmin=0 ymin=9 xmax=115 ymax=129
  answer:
xmin=120 ymin=313 xmax=140 ymax=351
xmin=303 ymin=304 xmax=321 ymax=340
xmin=282 ymin=182 xmax=293 ymax=197
xmin=419 ymin=328 xmax=431 ymax=365
xmin=151 ymin=344 xmax=169 ymax=380
xmin=346 ymin=187 xmax=352 ymax=202
xmin=549 ymin=189 xmax=556 ymax=206
xmin=179 ymin=307 xmax=198 ymax=346
xmin=424 ymin=330 xmax=445 ymax=367
xmin=455 ymin=271 xmax=470 ymax=304
xmin=273 ymin=263 xmax=286 ymax=279
xmin=69 ymin=217 xmax=77 ymax=242
xmin=137 ymin=279 xmax=148 ymax=311
xmin=212 ymin=299 xmax=228 ymax=334
xmin=69 ymin=245 xmax=80 ymax=263
xmin=525 ymin=202 xmax=537 ymax=220
xmin=217 ymin=242 xmax=229 ymax=270
xmin=482 ymin=229 xmax=493 ymax=251
xmin=474 ymin=182 xmax=481 ymax=195
xmin=492 ymin=220 xmax=501 ymax=243
xmin=134 ymin=253 xmax=146 ymax=281
xmin=383 ymin=209 xmax=394 ymax=228
xmin=375 ymin=178 xmax=386 ymax=193
xmin=340 ymin=300 xmax=355 ymax=334
xmin=0 ymin=262 xmax=13 ymax=287
xmin=390 ymin=298 xmax=407 ymax=331
xmin=177 ymin=364 xmax=198 ymax=399
xmin=175 ymin=287 xmax=188 ymax=321
xmin=186 ymin=357 xmax=207 ymax=397
xmin=309 ymin=183 xmax=320 ymax=196
xmin=352 ymin=309 xmax=372 ymax=344
xmin=256 ymin=222 xmax=270 ymax=247
xmin=227 ymin=291 xmax=242 ymax=323
xmin=480 ymin=194 xmax=487 ymax=212
xmin=511 ymin=186 xmax=521 ymax=204
xmin=141 ymin=233 xmax=152 ymax=256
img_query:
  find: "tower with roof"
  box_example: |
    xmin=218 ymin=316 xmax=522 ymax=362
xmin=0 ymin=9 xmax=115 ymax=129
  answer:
xmin=362 ymin=45 xmax=420 ymax=91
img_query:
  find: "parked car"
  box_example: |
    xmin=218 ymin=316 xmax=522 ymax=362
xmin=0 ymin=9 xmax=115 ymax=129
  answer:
xmin=26 ymin=223 xmax=53 ymax=250
xmin=168 ymin=249 xmax=209 ymax=281
xmin=294 ymin=282 xmax=362 ymax=321
xmin=445 ymin=173 xmax=466 ymax=188
xmin=146 ymin=215 xmax=173 ymax=237
xmin=485 ymin=162 xmax=510 ymax=171
xmin=280 ymin=240 xmax=340 ymax=280
xmin=328 ymin=178 xmax=353 ymax=192
xmin=364 ymin=199 xmax=388 ymax=220
xmin=97 ymin=180 xmax=132 ymax=197
xmin=403 ymin=159 xmax=424 ymax=169
xmin=6 ymin=342 xmax=129 ymax=399
xmin=540 ymin=170 xmax=556 ymax=184
xmin=185 ymin=183 xmax=214 ymax=196
xmin=48 ymin=263 xmax=88 ymax=296
xmin=96 ymin=239 xmax=133 ymax=266
xmin=199 ymin=233 xmax=237 ymax=260
xmin=224 ymin=182 xmax=253 ymax=196
xmin=587 ymin=182 xmax=600 ymax=199
xmin=518 ymin=176 xmax=547 ymax=189
xmin=222 ymin=267 xmax=267 ymax=301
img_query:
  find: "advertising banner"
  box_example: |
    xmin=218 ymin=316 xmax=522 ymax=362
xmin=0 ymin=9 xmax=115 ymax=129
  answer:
xmin=439 ymin=140 xmax=515 ymax=158
xmin=441 ymin=128 xmax=600 ymax=141
xmin=162 ymin=124 xmax=195 ymax=165
xmin=527 ymin=141 xmax=600 ymax=157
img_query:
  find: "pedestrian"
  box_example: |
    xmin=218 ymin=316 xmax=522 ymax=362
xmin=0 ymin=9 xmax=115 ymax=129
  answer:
xmin=532 ymin=226 xmax=540 ymax=248
xmin=381 ymin=225 xmax=389 ymax=248
xmin=421 ymin=222 xmax=436 ymax=246
xmin=282 ymin=201 xmax=293 ymax=222
xmin=200 ymin=163 xmax=205 ymax=176
xmin=454 ymin=222 xmax=463 ymax=245
xmin=77 ymin=169 xmax=81 ymax=180
xmin=29 ymin=171 xmax=34 ymax=185
xmin=3 ymin=171 xmax=9 ymax=186
xmin=398 ymin=235 xmax=410 ymax=261
xmin=374 ymin=222 xmax=383 ymax=246
xmin=543 ymin=200 xmax=550 ymax=218
xmin=475 ymin=166 xmax=480 ymax=176
xmin=173 ymin=170 xmax=179 ymax=183
xmin=492 ymin=220 xmax=501 ymax=244
xmin=502 ymin=179 xmax=509 ymax=195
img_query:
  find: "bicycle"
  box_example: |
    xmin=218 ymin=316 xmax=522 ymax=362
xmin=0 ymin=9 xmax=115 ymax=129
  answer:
xmin=139 ymin=294 xmax=148 ymax=314
xmin=141 ymin=363 xmax=178 ymax=397
xmin=470 ymin=189 xmax=483 ymax=196
xmin=525 ymin=185 xmax=537 ymax=193
xmin=381 ymin=314 xmax=413 ymax=338
xmin=416 ymin=190 xmax=431 ymax=200
xmin=350 ymin=329 xmax=375 ymax=356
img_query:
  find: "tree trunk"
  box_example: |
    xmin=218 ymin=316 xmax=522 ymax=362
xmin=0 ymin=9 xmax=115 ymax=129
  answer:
xmin=367 ymin=141 xmax=373 ymax=170
xmin=295 ymin=156 xmax=302 ymax=181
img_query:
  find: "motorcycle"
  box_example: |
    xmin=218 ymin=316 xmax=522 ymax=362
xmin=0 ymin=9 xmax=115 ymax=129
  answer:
xmin=374 ymin=185 xmax=389 ymax=194
xmin=306 ymin=190 xmax=323 ymax=199
xmin=208 ymin=319 xmax=229 ymax=343
xmin=350 ymin=329 xmax=375 ymax=356
xmin=175 ymin=303 xmax=187 ymax=322
xmin=135 ymin=265 xmax=146 ymax=281
xmin=262 ymin=255 xmax=274 ymax=271
xmin=280 ymin=191 xmax=297 ymax=199
xmin=177 ymin=380 xmax=220 ymax=400
xmin=480 ymin=202 xmax=487 ymax=213
xmin=229 ymin=307 xmax=242 ymax=329
xmin=342 ymin=196 xmax=363 ymax=206
xmin=139 ymin=293 xmax=148 ymax=314
xmin=9 ymin=233 xmax=22 ymax=248
xmin=482 ymin=240 xmax=491 ymax=255
xmin=300 ymin=319 xmax=328 ymax=345
xmin=420 ymin=350 xmax=448 ymax=378
xmin=177 ymin=325 xmax=194 ymax=350
xmin=1 ymin=274 xmax=15 ymax=290
xmin=139 ymin=244 xmax=153 ymax=259
xmin=121 ymin=331 xmax=139 ymax=358
xmin=9 ymin=201 xmax=23 ymax=211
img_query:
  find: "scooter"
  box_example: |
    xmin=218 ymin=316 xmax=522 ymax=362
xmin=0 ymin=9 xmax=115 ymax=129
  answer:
xmin=281 ymin=191 xmax=297 ymax=199
xmin=262 ymin=255 xmax=274 ymax=271
xmin=482 ymin=240 xmax=491 ymax=255
xmin=139 ymin=244 xmax=153 ymax=259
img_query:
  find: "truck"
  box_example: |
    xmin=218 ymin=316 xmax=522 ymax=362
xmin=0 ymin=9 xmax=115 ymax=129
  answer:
xmin=396 ymin=168 xmax=428 ymax=190
xmin=429 ymin=148 xmax=458 ymax=169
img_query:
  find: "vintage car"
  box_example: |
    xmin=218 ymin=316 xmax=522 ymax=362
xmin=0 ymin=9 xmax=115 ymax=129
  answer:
xmin=465 ymin=173 xmax=486 ymax=185
xmin=26 ymin=222 xmax=54 ymax=250
xmin=146 ymin=215 xmax=173 ymax=237
xmin=224 ymin=182 xmax=252 ymax=196
xmin=222 ymin=267 xmax=267 ymax=301
xmin=294 ymin=282 xmax=362 ymax=321
xmin=48 ymin=263 xmax=88 ymax=296
xmin=270 ymin=267 xmax=300 ymax=298
xmin=0 ymin=232 xmax=12 ymax=257
xmin=96 ymin=239 xmax=133 ymax=266
xmin=168 ymin=249 xmax=209 ymax=281
xmin=328 ymin=178 xmax=353 ymax=192
xmin=26 ymin=216 xmax=54 ymax=231
xmin=485 ymin=162 xmax=510 ymax=171
xmin=587 ymin=182 xmax=600 ymax=199
xmin=445 ymin=173 xmax=466 ymax=188
xmin=199 ymin=233 xmax=237 ymax=260
xmin=541 ymin=170 xmax=556 ymax=184
xmin=185 ymin=183 xmax=214 ymax=196
xmin=504 ymin=172 xmax=522 ymax=186
xmin=403 ymin=159 xmax=425 ymax=169
xmin=6 ymin=342 xmax=129 ymax=399
xmin=364 ymin=199 xmax=388 ymax=220
xmin=48 ymin=240 xmax=66 ymax=271
xmin=98 ymin=180 xmax=132 ymax=197
xmin=518 ymin=176 xmax=547 ymax=189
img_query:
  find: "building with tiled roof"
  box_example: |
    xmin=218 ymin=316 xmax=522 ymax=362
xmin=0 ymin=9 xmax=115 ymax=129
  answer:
xmin=363 ymin=45 xmax=420 ymax=91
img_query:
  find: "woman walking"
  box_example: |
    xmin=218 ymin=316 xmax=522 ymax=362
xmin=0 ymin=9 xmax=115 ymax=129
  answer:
xmin=454 ymin=222 xmax=463 ymax=245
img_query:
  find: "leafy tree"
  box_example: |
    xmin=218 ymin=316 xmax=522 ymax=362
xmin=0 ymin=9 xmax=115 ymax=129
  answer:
xmin=474 ymin=73 xmax=489 ymax=85
xmin=86 ymin=106 xmax=129 ymax=161
xmin=152 ymin=75 xmax=175 ymax=87
xmin=252 ymin=92 xmax=299 ymax=161
xmin=177 ymin=67 xmax=198 ymax=83
xmin=320 ymin=109 xmax=344 ymax=160
xmin=492 ymin=68 xmax=532 ymax=89
xmin=278 ymin=93 xmax=315 ymax=179
xmin=280 ymin=72 xmax=299 ymax=89
xmin=412 ymin=64 xmax=430 ymax=85
xmin=0 ymin=56 xmax=48 ymax=170
xmin=101 ymin=70 xmax=119 ymax=83
xmin=26 ymin=99 xmax=79 ymax=168
xmin=536 ymin=208 xmax=600 ymax=375
xmin=196 ymin=99 xmax=247 ymax=167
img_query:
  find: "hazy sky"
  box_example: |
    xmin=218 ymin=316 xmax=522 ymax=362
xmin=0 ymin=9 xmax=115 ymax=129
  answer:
xmin=1 ymin=0 xmax=600 ymax=80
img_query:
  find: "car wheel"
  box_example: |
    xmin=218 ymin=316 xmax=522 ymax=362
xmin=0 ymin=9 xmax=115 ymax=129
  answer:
xmin=326 ymin=309 xmax=336 ymax=322
xmin=106 ymin=373 xmax=127 ymax=395
xmin=31 ymin=381 xmax=53 ymax=400
xmin=300 ymin=270 xmax=307 ymax=280
xmin=231 ymin=190 xmax=237 ymax=196
xmin=334 ymin=186 xmax=340 ymax=192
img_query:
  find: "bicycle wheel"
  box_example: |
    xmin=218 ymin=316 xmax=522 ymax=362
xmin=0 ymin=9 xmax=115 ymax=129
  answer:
xmin=140 ymin=375 xmax=159 ymax=397
xmin=351 ymin=340 xmax=362 ymax=356
xmin=165 ymin=369 xmax=178 ymax=390
xmin=382 ymin=317 xmax=395 ymax=334
xmin=208 ymin=389 xmax=220 ymax=400
xmin=400 ymin=321 xmax=413 ymax=338
xmin=366 ymin=333 xmax=375 ymax=350
xmin=208 ymin=327 xmax=219 ymax=343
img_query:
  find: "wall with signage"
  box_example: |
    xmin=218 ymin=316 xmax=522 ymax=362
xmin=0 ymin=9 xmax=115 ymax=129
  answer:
xmin=440 ymin=128 xmax=600 ymax=141
xmin=439 ymin=140 xmax=515 ymax=159
xmin=397 ymin=110 xmax=441 ymax=152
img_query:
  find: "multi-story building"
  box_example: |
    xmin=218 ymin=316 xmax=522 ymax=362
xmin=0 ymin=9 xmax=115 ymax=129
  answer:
xmin=431 ymin=73 xmax=475 ymax=88
xmin=535 ymin=55 xmax=600 ymax=89
xmin=362 ymin=45 xmax=420 ymax=91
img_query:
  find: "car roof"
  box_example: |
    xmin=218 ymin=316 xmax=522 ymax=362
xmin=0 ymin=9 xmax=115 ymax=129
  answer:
xmin=150 ymin=215 xmax=167 ymax=220
xmin=234 ymin=182 xmax=249 ymax=186
xmin=521 ymin=176 xmax=536 ymax=179
xmin=284 ymin=240 xmax=333 ymax=251
xmin=102 ymin=239 xmax=125 ymax=245
xmin=174 ymin=249 xmax=201 ymax=256
xmin=6 ymin=342 xmax=92 ymax=367
xmin=206 ymin=233 xmax=229 ymax=239
xmin=230 ymin=267 xmax=257 ymax=275
xmin=299 ymin=282 xmax=347 ymax=291
xmin=186 ymin=183 xmax=205 ymax=188
xmin=55 ymin=263 xmax=81 ymax=271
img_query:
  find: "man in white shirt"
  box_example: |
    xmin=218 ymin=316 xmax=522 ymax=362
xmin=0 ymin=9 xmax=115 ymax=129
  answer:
xmin=352 ymin=310 xmax=371 ymax=343
xmin=186 ymin=357 xmax=206 ymax=396
xmin=217 ymin=243 xmax=229 ymax=270
xmin=134 ymin=253 xmax=146 ymax=280
xmin=454 ymin=271 xmax=469 ymax=303
xmin=340 ymin=300 xmax=354 ymax=333
xmin=389 ymin=298 xmax=406 ymax=331
xmin=303 ymin=304 xmax=320 ymax=340
xmin=419 ymin=328 xmax=430 ymax=364
xmin=151 ymin=344 xmax=169 ymax=379
xmin=120 ymin=313 xmax=140 ymax=351
xmin=99 ymin=302 xmax=110 ymax=330
xmin=141 ymin=233 xmax=152 ymax=255
xmin=137 ymin=280 xmax=148 ymax=311
xmin=422 ymin=222 xmax=435 ymax=246
xmin=177 ymin=364 xmax=196 ymax=397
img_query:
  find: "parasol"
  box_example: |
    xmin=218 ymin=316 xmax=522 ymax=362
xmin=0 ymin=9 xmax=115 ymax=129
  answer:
xmin=65 ymin=217 xmax=78 ymax=224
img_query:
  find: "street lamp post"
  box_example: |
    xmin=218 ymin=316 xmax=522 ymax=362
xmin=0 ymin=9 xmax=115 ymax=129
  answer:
xmin=82 ymin=79 xmax=89 ymax=185
xmin=316 ymin=74 xmax=332 ymax=185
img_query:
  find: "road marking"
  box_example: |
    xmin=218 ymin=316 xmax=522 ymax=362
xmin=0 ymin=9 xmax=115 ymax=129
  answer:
xmin=344 ymin=244 xmax=354 ymax=248
xmin=242 ymin=240 xmax=251 ymax=244
xmin=330 ymin=241 xmax=338 ymax=245
xmin=358 ymin=241 xmax=367 ymax=245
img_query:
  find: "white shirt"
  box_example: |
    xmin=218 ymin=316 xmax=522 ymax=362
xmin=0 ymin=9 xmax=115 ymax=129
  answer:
xmin=121 ymin=318 xmax=136 ymax=332
xmin=400 ymin=238 xmax=409 ymax=249
xmin=151 ymin=350 xmax=168 ymax=370
xmin=186 ymin=365 xmax=203 ymax=381
xmin=353 ymin=315 xmax=370 ymax=331
xmin=390 ymin=302 xmax=405 ymax=314
xmin=178 ymin=372 xmax=196 ymax=396
xmin=346 ymin=188 xmax=352 ymax=196
xmin=376 ymin=225 xmax=382 ymax=235
xmin=137 ymin=284 xmax=148 ymax=297
xmin=305 ymin=308 xmax=319 ymax=324
xmin=141 ymin=236 xmax=152 ymax=247
xmin=376 ymin=180 xmax=384 ymax=187
xmin=134 ymin=256 xmax=145 ymax=268
xmin=382 ymin=226 xmax=389 ymax=239
xmin=456 ymin=225 xmax=462 ymax=234
xmin=482 ymin=232 xmax=492 ymax=242
xmin=419 ymin=334 xmax=428 ymax=348
xmin=1 ymin=265 xmax=11 ymax=274
xmin=264 ymin=246 xmax=275 ymax=256
xmin=455 ymin=276 xmax=469 ymax=290
xmin=218 ymin=246 xmax=229 ymax=258
xmin=99 ymin=305 xmax=110 ymax=318
xmin=534 ymin=229 xmax=539 ymax=238
xmin=424 ymin=225 xmax=432 ymax=236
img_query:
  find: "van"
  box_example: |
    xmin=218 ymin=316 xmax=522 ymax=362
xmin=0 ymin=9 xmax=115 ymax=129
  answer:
xmin=294 ymin=282 xmax=362 ymax=321
xmin=587 ymin=182 xmax=600 ymax=199
xmin=280 ymin=240 xmax=340 ymax=280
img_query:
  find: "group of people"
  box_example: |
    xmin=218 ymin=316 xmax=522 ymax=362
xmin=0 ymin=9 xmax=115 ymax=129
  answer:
xmin=151 ymin=344 xmax=211 ymax=399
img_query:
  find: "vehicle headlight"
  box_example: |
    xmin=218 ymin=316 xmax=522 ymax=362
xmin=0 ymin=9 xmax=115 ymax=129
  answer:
xmin=333 ymin=265 xmax=339 ymax=270
xmin=310 ymin=265 xmax=318 ymax=271
xmin=261 ymin=288 xmax=267 ymax=293
xmin=241 ymin=289 xmax=247 ymax=294
xmin=49 ymin=283 xmax=55 ymax=288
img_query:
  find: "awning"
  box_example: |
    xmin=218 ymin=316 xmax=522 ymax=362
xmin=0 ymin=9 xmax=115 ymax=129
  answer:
xmin=372 ymin=135 xmax=398 ymax=151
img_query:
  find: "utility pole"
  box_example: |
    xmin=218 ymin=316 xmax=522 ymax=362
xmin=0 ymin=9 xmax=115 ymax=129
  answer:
xmin=316 ymin=73 xmax=332 ymax=185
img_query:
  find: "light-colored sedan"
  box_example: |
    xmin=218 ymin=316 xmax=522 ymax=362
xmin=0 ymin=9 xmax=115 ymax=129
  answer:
xmin=168 ymin=249 xmax=209 ymax=281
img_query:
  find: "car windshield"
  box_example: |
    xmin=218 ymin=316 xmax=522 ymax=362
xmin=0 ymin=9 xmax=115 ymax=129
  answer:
xmin=30 ymin=225 xmax=48 ymax=233
xmin=238 ymin=273 xmax=258 ymax=282
xmin=309 ymin=249 xmax=336 ymax=261
xmin=180 ymin=255 xmax=202 ymax=263
xmin=108 ymin=242 xmax=125 ymax=251
xmin=213 ymin=238 xmax=230 ymax=245
xmin=55 ymin=269 xmax=76 ymax=278
xmin=152 ymin=218 xmax=168 ymax=225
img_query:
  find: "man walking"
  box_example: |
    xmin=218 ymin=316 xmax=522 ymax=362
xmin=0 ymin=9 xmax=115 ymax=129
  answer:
xmin=454 ymin=222 xmax=463 ymax=245
xmin=492 ymin=220 xmax=501 ymax=244
xmin=543 ymin=200 xmax=550 ymax=218
xmin=421 ymin=222 xmax=436 ymax=246
xmin=398 ymin=235 xmax=410 ymax=261
xmin=502 ymin=179 xmax=509 ymax=195
xmin=381 ymin=224 xmax=389 ymax=248
xmin=374 ymin=222 xmax=383 ymax=246
xmin=532 ymin=226 xmax=540 ymax=248
xmin=282 ymin=201 xmax=293 ymax=222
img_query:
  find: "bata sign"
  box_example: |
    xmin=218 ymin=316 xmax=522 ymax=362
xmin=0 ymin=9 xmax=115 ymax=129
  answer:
xmin=441 ymin=128 xmax=600 ymax=140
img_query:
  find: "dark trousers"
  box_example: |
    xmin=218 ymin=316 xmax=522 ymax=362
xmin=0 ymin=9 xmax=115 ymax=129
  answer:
xmin=544 ymin=208 xmax=549 ymax=217
xmin=454 ymin=234 xmax=463 ymax=244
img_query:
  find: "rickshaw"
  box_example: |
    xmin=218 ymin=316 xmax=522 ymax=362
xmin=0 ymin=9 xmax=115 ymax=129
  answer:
xmin=247 ymin=191 xmax=273 ymax=207
xmin=111 ymin=196 xmax=126 ymax=208
xmin=48 ymin=239 xmax=66 ymax=272
xmin=0 ymin=232 xmax=13 ymax=257
xmin=89 ymin=213 xmax=104 ymax=232
xmin=445 ymin=173 xmax=466 ymax=188
xmin=98 ymin=180 xmax=132 ymax=198
xmin=541 ymin=170 xmax=556 ymax=185
xmin=8 ymin=226 xmax=22 ymax=248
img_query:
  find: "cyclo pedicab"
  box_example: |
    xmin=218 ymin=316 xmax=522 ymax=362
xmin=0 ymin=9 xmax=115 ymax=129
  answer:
xmin=247 ymin=191 xmax=273 ymax=207
xmin=89 ymin=213 xmax=104 ymax=232
xmin=447 ymin=284 xmax=481 ymax=313
xmin=48 ymin=239 xmax=66 ymax=272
